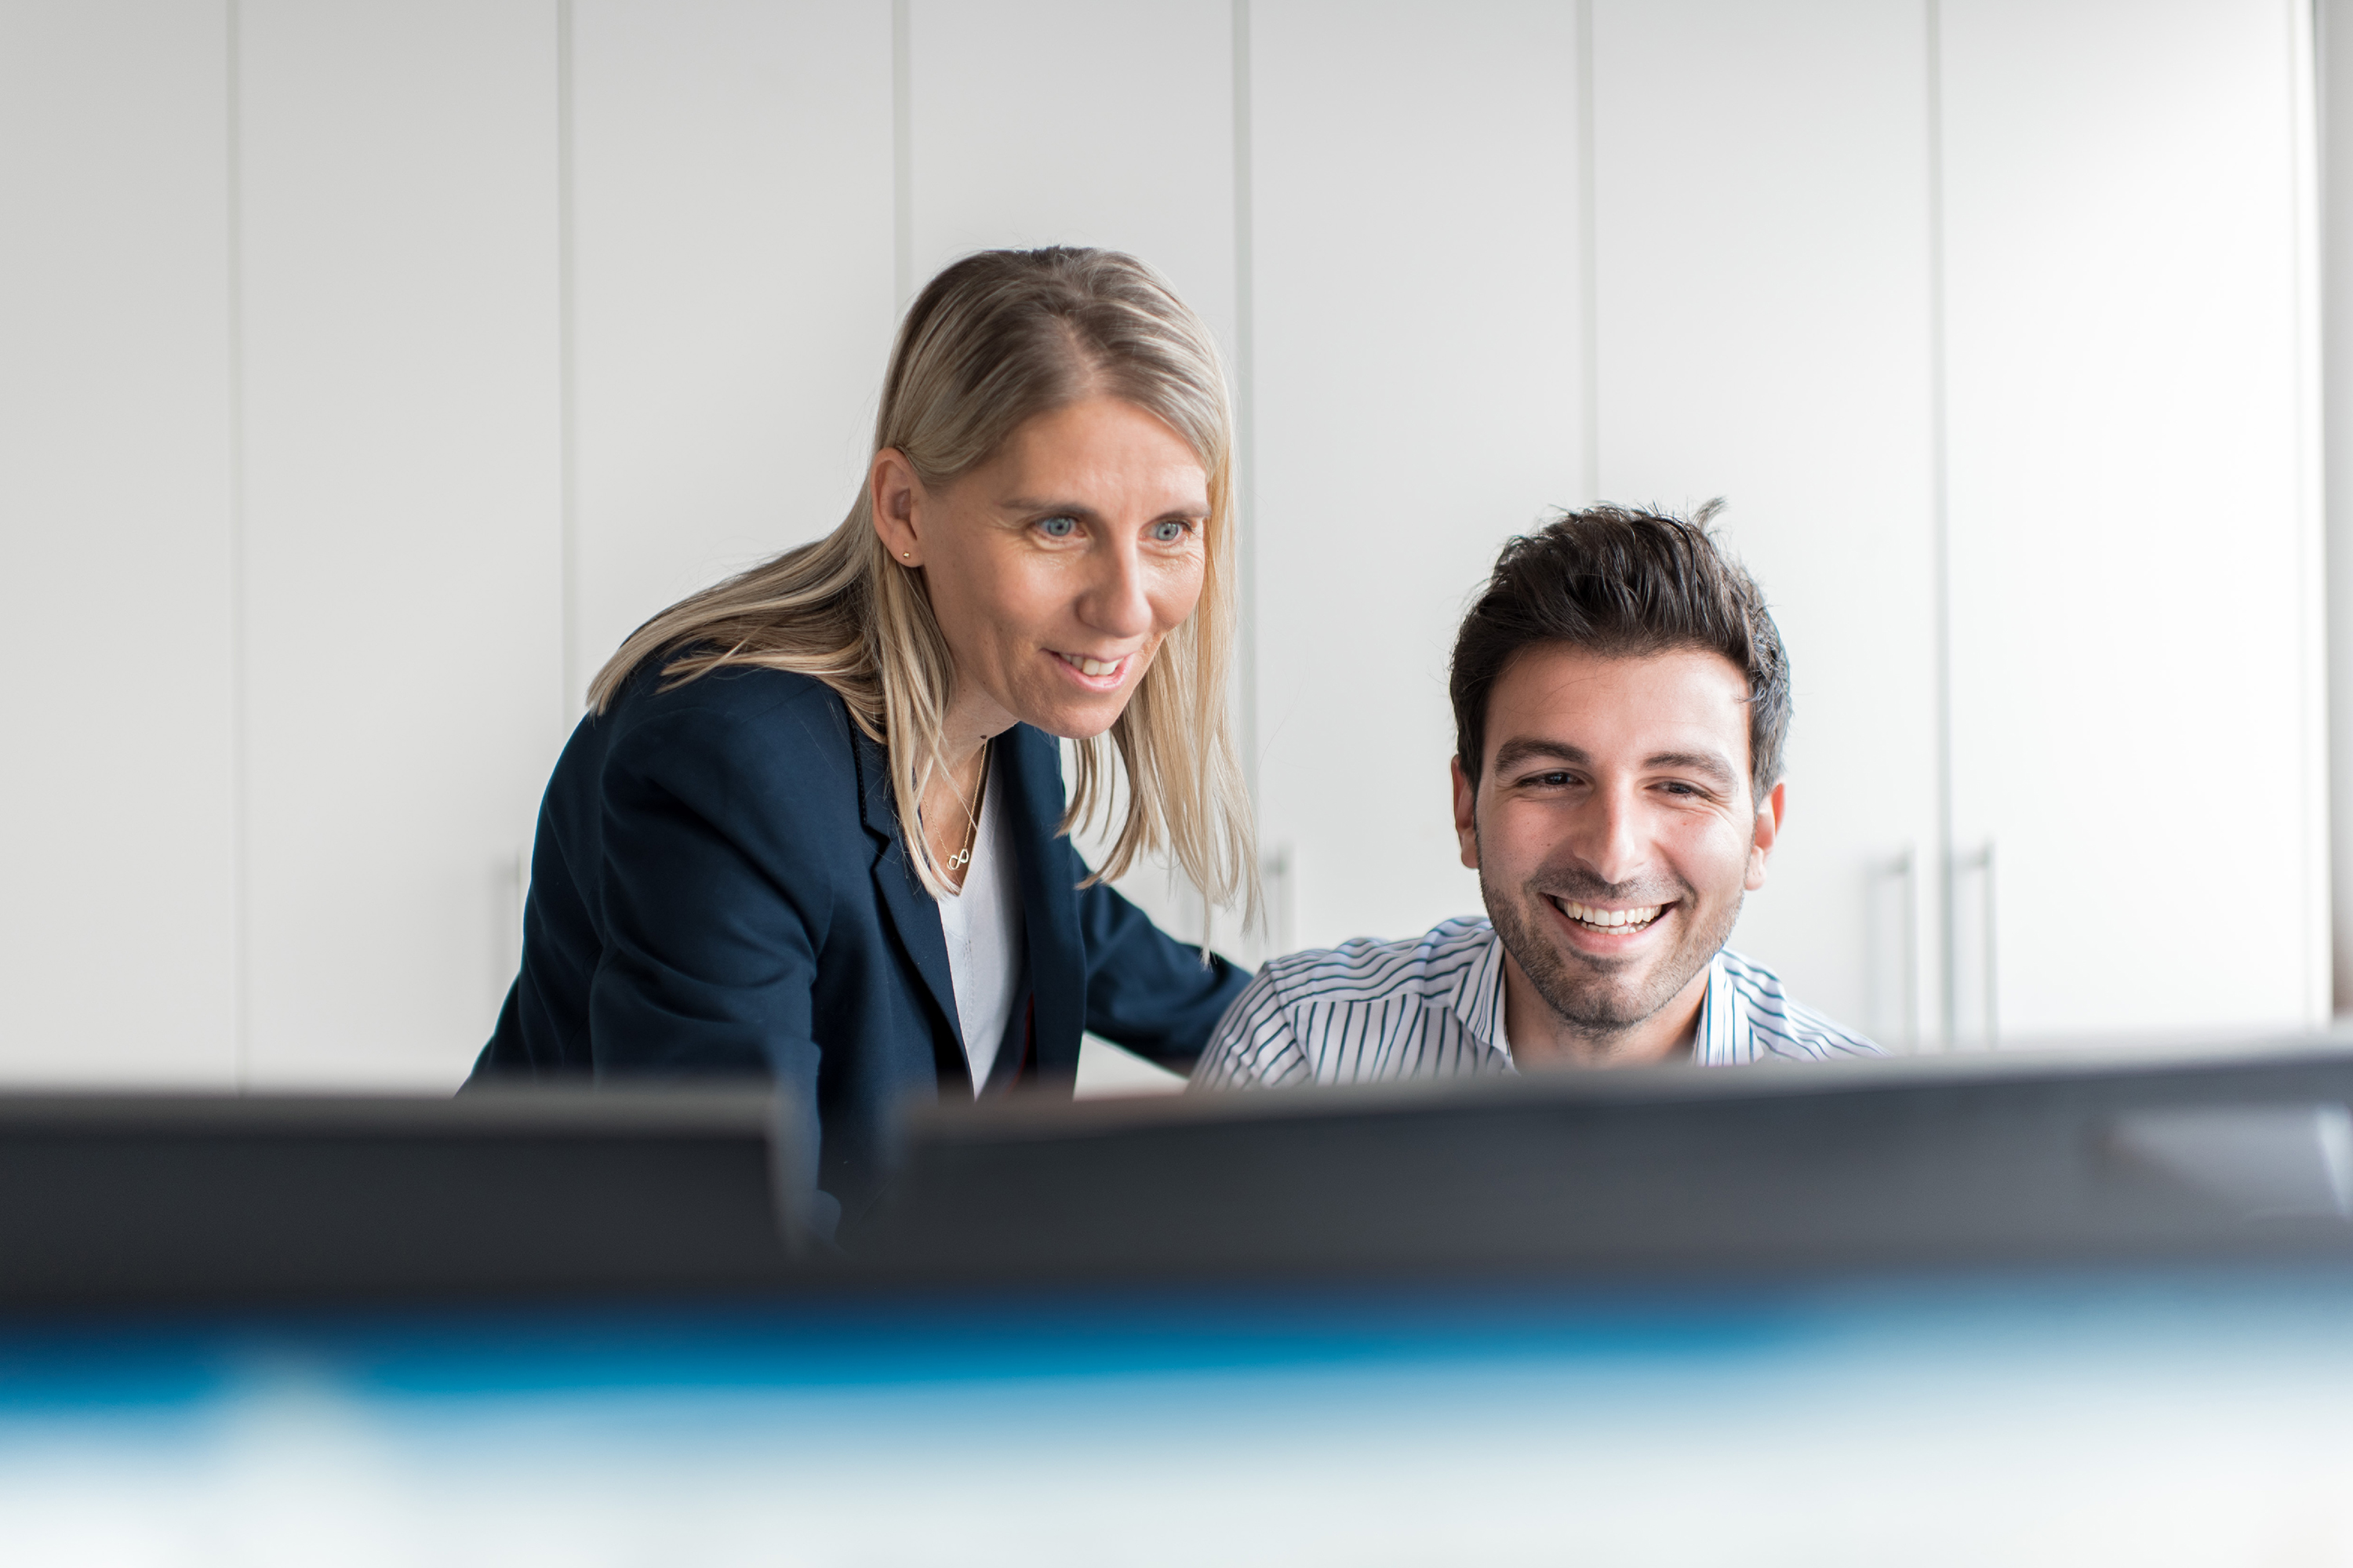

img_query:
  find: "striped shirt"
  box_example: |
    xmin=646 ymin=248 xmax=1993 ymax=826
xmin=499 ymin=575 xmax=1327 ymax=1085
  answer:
xmin=1190 ymin=915 xmax=1881 ymax=1089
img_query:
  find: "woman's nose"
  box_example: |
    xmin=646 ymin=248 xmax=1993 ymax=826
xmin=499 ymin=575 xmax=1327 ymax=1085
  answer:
xmin=1078 ymin=536 xmax=1154 ymax=638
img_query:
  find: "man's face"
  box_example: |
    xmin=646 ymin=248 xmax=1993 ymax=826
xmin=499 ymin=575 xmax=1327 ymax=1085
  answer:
xmin=1453 ymin=643 xmax=1784 ymax=1040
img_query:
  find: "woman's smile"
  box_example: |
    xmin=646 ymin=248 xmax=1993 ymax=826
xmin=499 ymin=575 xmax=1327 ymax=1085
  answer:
xmin=1051 ymin=649 xmax=1134 ymax=687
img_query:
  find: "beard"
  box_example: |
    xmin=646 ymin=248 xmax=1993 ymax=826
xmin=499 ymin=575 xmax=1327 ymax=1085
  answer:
xmin=1480 ymin=857 xmax=1744 ymax=1039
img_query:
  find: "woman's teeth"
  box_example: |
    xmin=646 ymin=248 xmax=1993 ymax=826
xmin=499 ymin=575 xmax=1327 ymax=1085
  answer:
xmin=1557 ymin=899 xmax=1664 ymax=933
xmin=1060 ymin=653 xmax=1122 ymax=678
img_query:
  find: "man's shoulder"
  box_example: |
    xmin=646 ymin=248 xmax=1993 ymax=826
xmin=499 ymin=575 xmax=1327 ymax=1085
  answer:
xmin=1260 ymin=915 xmax=1499 ymax=1006
xmin=1714 ymin=948 xmax=1884 ymax=1060
xmin=1194 ymin=915 xmax=1504 ymax=1090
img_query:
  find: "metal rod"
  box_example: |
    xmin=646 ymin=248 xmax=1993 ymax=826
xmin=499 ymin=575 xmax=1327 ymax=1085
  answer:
xmin=1980 ymin=840 xmax=1998 ymax=1047
xmin=1897 ymin=845 xmax=1920 ymax=1052
xmin=1952 ymin=842 xmax=1998 ymax=1048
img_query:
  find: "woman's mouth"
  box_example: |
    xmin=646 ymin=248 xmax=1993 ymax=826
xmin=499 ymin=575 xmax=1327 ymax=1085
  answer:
xmin=1053 ymin=650 xmax=1130 ymax=685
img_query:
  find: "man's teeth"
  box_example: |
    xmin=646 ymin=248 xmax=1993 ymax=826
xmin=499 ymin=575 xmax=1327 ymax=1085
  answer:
xmin=1558 ymin=899 xmax=1664 ymax=932
xmin=1063 ymin=653 xmax=1121 ymax=678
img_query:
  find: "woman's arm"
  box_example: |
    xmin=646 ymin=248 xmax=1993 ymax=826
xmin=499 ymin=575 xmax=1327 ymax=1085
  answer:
xmin=587 ymin=695 xmax=844 ymax=1215
xmin=589 ymin=705 xmax=831 ymax=1077
xmin=1072 ymin=868 xmax=1250 ymax=1072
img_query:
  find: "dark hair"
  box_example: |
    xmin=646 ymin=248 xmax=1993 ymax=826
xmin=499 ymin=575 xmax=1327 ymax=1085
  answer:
xmin=1449 ymin=500 xmax=1791 ymax=798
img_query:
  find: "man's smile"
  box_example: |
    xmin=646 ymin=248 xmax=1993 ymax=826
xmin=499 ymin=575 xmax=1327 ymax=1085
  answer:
xmin=1543 ymin=892 xmax=1681 ymax=955
xmin=1552 ymin=897 xmax=1665 ymax=932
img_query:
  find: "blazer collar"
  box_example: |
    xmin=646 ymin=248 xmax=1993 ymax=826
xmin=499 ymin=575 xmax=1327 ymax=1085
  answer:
xmin=849 ymin=724 xmax=966 ymax=1091
xmin=996 ymin=727 xmax=1086 ymax=1080
xmin=851 ymin=720 xmax=1086 ymax=1092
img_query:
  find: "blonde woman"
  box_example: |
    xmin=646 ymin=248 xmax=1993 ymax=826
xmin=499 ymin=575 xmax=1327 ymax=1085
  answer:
xmin=470 ymin=249 xmax=1257 ymax=1242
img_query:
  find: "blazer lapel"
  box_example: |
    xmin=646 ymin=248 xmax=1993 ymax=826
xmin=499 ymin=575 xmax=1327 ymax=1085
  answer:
xmin=1001 ymin=727 xmax=1086 ymax=1085
xmin=851 ymin=726 xmax=969 ymax=1091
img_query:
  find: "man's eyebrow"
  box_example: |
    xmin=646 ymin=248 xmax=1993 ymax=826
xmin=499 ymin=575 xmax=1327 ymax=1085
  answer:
xmin=1491 ymin=739 xmax=1740 ymax=790
xmin=1646 ymin=751 xmax=1739 ymax=788
xmin=1490 ymin=738 xmax=1592 ymax=772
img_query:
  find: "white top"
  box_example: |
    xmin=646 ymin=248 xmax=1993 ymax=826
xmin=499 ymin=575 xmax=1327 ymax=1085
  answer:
xmin=1190 ymin=915 xmax=1880 ymax=1089
xmin=933 ymin=768 xmax=1025 ymax=1093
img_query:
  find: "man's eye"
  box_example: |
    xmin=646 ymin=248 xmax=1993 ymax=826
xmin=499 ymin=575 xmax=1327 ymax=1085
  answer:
xmin=1148 ymin=518 xmax=1193 ymax=544
xmin=1038 ymin=515 xmax=1078 ymax=539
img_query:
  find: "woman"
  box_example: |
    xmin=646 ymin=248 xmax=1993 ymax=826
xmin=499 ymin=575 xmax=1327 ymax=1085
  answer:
xmin=470 ymin=248 xmax=1257 ymax=1242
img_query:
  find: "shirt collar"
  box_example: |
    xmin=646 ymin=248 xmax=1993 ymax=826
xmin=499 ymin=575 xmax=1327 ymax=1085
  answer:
xmin=1695 ymin=954 xmax=1739 ymax=1064
xmin=1458 ymin=922 xmax=1737 ymax=1068
xmin=1449 ymin=924 xmax=1511 ymax=1059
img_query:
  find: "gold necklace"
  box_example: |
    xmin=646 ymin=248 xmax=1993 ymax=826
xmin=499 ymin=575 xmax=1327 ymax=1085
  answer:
xmin=945 ymin=738 xmax=989 ymax=878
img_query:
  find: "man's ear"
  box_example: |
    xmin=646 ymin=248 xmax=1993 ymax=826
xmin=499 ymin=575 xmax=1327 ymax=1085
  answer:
xmin=868 ymin=448 xmax=924 ymax=565
xmin=1452 ymin=757 xmax=1480 ymax=871
xmin=1745 ymin=780 xmax=1786 ymax=892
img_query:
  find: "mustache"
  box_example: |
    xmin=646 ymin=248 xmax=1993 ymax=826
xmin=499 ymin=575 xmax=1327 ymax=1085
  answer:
xmin=1526 ymin=864 xmax=1693 ymax=908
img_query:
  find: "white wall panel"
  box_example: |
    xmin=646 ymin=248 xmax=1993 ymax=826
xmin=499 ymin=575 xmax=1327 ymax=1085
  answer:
xmin=238 ymin=1 xmax=565 ymax=1087
xmin=1941 ymin=0 xmax=2322 ymax=1041
xmin=904 ymin=0 xmax=1238 ymax=354
xmin=3 ymin=0 xmax=2325 ymax=1092
xmin=0 ymin=1 xmax=239 ymax=1083
xmin=1589 ymin=0 xmax=1940 ymax=1046
xmin=1248 ymin=0 xmax=1584 ymax=951
xmin=569 ymin=0 xmax=897 ymax=692
xmin=904 ymin=0 xmax=1239 ymax=978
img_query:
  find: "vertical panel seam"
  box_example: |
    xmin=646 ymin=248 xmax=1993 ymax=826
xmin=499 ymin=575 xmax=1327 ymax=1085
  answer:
xmin=1577 ymin=0 xmax=1599 ymax=503
xmin=1926 ymin=0 xmax=1955 ymax=1050
xmin=2294 ymin=0 xmax=2331 ymax=1020
xmin=1232 ymin=0 xmax=1259 ymax=839
xmin=558 ymin=0 xmax=580 ymax=715
xmin=893 ymin=0 xmax=913 ymax=307
xmin=226 ymin=0 xmax=250 ymax=1088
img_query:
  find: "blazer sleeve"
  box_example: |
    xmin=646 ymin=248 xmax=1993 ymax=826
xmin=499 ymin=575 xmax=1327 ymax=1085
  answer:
xmin=1072 ymin=861 xmax=1251 ymax=1072
xmin=587 ymin=697 xmax=838 ymax=1094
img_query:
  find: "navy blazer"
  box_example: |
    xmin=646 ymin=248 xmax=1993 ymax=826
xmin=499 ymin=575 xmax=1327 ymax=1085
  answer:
xmin=469 ymin=659 xmax=1247 ymax=1239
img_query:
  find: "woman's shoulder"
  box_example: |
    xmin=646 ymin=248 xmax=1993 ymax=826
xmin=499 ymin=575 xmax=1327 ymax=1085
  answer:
xmin=612 ymin=645 xmax=852 ymax=725
xmin=595 ymin=654 xmax=867 ymax=789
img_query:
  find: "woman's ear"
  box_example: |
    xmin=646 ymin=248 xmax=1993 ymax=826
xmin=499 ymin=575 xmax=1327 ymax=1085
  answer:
xmin=870 ymin=448 xmax=924 ymax=566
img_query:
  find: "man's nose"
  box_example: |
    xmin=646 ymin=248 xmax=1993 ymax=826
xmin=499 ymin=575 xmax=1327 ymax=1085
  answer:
xmin=1077 ymin=533 xmax=1153 ymax=640
xmin=1571 ymin=784 xmax=1650 ymax=886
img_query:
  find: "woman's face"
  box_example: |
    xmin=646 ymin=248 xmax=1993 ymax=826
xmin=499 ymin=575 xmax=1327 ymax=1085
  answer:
xmin=872 ymin=396 xmax=1211 ymax=742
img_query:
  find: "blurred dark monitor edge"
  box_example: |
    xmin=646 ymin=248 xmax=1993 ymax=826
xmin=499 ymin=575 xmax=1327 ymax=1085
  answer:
xmin=6 ymin=1039 xmax=2353 ymax=1310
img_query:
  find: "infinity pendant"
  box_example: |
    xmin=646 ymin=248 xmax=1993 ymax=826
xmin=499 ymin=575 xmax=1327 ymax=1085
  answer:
xmin=947 ymin=848 xmax=971 ymax=871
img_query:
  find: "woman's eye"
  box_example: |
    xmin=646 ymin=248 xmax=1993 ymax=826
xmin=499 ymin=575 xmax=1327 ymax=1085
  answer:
xmin=1038 ymin=515 xmax=1078 ymax=539
xmin=1148 ymin=518 xmax=1193 ymax=544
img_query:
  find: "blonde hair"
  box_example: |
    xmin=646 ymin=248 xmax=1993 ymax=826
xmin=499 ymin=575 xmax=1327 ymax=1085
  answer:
xmin=587 ymin=247 xmax=1257 ymax=918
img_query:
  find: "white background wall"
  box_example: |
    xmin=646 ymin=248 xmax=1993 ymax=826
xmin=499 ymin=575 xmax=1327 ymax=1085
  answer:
xmin=1248 ymin=0 xmax=1586 ymax=959
xmin=1943 ymin=0 xmax=2325 ymax=1044
xmin=1589 ymin=0 xmax=1945 ymax=1047
xmin=0 ymin=1 xmax=239 ymax=1084
xmin=0 ymin=0 xmax=2330 ymax=1090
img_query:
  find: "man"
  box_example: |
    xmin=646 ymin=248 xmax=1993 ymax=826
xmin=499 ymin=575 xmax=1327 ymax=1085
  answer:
xmin=1193 ymin=502 xmax=1877 ymax=1088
